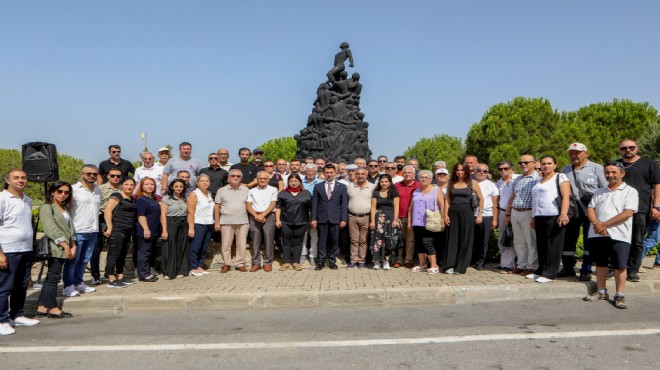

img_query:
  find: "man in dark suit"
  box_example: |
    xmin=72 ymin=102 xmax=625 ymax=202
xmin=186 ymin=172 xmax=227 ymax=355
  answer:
xmin=311 ymin=164 xmax=348 ymax=270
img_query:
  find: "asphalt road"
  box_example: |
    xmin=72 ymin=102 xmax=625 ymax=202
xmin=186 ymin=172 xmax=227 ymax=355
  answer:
xmin=2 ymin=297 xmax=659 ymax=369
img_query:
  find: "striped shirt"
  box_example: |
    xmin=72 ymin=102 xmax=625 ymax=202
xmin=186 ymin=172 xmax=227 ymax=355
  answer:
xmin=511 ymin=171 xmax=540 ymax=209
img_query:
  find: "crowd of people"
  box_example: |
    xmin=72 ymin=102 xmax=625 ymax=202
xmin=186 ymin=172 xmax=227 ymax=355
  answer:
xmin=1 ymin=139 xmax=659 ymax=335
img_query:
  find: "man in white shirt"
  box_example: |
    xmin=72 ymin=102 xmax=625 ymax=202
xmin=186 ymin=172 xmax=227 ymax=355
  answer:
xmin=216 ymin=148 xmax=233 ymax=172
xmin=495 ymin=161 xmax=519 ymax=273
xmin=472 ymin=164 xmax=499 ymax=270
xmin=134 ymin=152 xmax=164 ymax=195
xmin=0 ymin=169 xmax=40 ymax=335
xmin=156 ymin=147 xmax=170 ymax=167
xmin=584 ymin=162 xmax=638 ymax=309
xmin=63 ymin=165 xmax=102 ymax=297
xmin=246 ymin=172 xmax=278 ymax=272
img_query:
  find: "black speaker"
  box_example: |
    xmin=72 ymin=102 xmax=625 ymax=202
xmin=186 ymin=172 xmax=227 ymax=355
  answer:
xmin=22 ymin=142 xmax=59 ymax=182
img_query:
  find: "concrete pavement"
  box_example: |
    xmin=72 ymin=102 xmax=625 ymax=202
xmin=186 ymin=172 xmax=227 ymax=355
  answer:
xmin=26 ymin=252 xmax=660 ymax=313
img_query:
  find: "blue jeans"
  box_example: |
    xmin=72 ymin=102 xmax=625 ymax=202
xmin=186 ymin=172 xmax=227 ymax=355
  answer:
xmin=63 ymin=232 xmax=98 ymax=287
xmin=642 ymin=220 xmax=660 ymax=266
xmin=188 ymin=224 xmax=213 ymax=270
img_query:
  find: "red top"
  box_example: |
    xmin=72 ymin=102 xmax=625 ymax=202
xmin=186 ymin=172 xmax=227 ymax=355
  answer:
xmin=394 ymin=180 xmax=421 ymax=218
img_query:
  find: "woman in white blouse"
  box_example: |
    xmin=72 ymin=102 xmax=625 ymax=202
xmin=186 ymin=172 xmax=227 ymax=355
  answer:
xmin=530 ymin=156 xmax=571 ymax=283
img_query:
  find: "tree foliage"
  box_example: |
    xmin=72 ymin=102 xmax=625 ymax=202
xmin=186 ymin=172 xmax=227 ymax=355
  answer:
xmin=403 ymin=134 xmax=465 ymax=170
xmin=637 ymin=117 xmax=660 ymax=162
xmin=0 ymin=148 xmax=84 ymax=204
xmin=259 ymin=137 xmax=297 ymax=162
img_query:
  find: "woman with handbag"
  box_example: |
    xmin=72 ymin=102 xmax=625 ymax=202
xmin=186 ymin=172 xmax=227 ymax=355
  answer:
xmin=369 ymin=174 xmax=400 ymax=270
xmin=530 ymin=156 xmax=571 ymax=283
xmin=103 ymin=177 xmax=137 ymax=288
xmin=36 ymin=182 xmax=76 ymax=318
xmin=407 ymin=170 xmax=445 ymax=274
xmin=443 ymin=163 xmax=484 ymax=275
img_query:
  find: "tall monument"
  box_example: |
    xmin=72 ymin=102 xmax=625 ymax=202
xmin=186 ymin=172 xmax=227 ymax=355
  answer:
xmin=295 ymin=42 xmax=371 ymax=163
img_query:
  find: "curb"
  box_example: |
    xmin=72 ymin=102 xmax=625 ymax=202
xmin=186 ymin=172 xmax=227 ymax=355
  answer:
xmin=25 ymin=280 xmax=658 ymax=313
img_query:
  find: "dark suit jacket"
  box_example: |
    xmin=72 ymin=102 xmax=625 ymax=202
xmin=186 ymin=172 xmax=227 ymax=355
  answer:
xmin=311 ymin=180 xmax=348 ymax=224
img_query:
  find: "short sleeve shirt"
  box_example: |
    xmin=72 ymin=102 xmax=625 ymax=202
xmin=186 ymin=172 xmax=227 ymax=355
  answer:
xmin=0 ymin=191 xmax=33 ymax=253
xmin=247 ymin=185 xmax=278 ymax=213
xmin=99 ymin=158 xmax=135 ymax=184
xmin=164 ymin=157 xmax=202 ymax=188
xmin=162 ymin=195 xmax=187 ymax=217
xmin=215 ymin=185 xmax=249 ymax=225
xmin=531 ymin=173 xmax=569 ymax=217
xmin=347 ymin=182 xmax=376 ymax=214
xmin=136 ymin=195 xmax=161 ymax=237
xmin=615 ymin=157 xmax=660 ymax=213
xmin=394 ymin=180 xmax=421 ymax=218
xmin=588 ymin=183 xmax=638 ymax=243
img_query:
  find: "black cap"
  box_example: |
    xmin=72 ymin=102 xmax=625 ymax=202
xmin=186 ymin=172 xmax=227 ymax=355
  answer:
xmin=253 ymin=148 xmax=264 ymax=154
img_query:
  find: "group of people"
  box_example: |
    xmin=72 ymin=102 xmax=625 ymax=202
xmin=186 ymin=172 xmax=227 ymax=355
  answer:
xmin=0 ymin=139 xmax=658 ymax=335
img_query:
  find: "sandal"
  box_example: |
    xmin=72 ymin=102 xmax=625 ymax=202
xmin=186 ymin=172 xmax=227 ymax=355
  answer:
xmin=411 ymin=266 xmax=427 ymax=272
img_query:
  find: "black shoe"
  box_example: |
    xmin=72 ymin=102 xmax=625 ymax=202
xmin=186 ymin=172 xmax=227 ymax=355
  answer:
xmin=579 ymin=271 xmax=592 ymax=281
xmin=557 ymin=268 xmax=576 ymax=278
xmin=329 ymin=265 xmax=338 ymax=270
xmin=476 ymin=265 xmax=485 ymax=271
xmin=48 ymin=311 xmax=73 ymax=319
xmin=627 ymin=272 xmax=640 ymax=282
xmin=35 ymin=311 xmax=48 ymax=317
xmin=139 ymin=275 xmax=159 ymax=282
xmin=119 ymin=277 xmax=135 ymax=285
xmin=314 ymin=265 xmax=324 ymax=271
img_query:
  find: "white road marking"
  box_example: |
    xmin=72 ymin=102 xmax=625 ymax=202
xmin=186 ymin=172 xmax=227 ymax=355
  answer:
xmin=2 ymin=328 xmax=659 ymax=353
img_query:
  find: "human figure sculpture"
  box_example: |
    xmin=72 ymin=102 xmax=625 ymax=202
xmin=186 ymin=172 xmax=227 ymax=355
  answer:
xmin=327 ymin=42 xmax=354 ymax=84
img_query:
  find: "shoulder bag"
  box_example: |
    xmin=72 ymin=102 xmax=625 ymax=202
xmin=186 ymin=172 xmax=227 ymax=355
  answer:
xmin=555 ymin=174 xmax=579 ymax=220
xmin=425 ymin=187 xmax=445 ymax=232
xmin=33 ymin=205 xmax=53 ymax=259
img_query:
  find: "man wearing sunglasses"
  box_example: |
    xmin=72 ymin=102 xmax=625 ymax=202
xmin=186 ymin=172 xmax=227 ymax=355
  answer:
xmin=559 ymin=143 xmax=607 ymax=281
xmin=615 ymin=139 xmax=660 ymax=282
xmin=98 ymin=145 xmax=135 ymax=185
xmin=505 ymin=155 xmax=540 ymax=276
xmin=90 ymin=168 xmax=123 ymax=285
xmin=495 ymin=161 xmax=519 ymax=273
xmin=366 ymin=160 xmax=381 ymax=184
xmin=471 ymin=164 xmax=499 ymax=271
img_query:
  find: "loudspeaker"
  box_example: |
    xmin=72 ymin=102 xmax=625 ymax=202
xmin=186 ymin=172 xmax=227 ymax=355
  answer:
xmin=22 ymin=142 xmax=59 ymax=182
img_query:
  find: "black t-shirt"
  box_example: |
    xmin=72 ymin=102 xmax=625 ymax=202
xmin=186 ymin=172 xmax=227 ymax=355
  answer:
xmin=372 ymin=188 xmax=400 ymax=213
xmin=616 ymin=157 xmax=660 ymax=213
xmin=276 ymin=190 xmax=312 ymax=225
xmin=268 ymin=173 xmax=282 ymax=189
xmin=230 ymin=163 xmax=258 ymax=184
xmin=366 ymin=173 xmax=380 ymax=184
xmin=99 ymin=159 xmax=135 ymax=184
xmin=109 ymin=193 xmax=137 ymax=231
xmin=199 ymin=166 xmax=229 ymax=197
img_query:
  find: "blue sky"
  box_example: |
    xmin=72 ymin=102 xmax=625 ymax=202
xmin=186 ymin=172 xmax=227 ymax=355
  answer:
xmin=2 ymin=0 xmax=659 ymax=165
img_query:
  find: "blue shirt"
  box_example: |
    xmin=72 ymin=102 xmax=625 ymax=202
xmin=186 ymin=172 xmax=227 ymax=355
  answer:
xmin=511 ymin=171 xmax=540 ymax=209
xmin=136 ymin=195 xmax=161 ymax=237
xmin=302 ymin=176 xmax=321 ymax=193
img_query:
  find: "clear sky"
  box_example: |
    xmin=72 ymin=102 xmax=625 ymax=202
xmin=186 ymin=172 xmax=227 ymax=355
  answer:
xmin=2 ymin=0 xmax=659 ymax=166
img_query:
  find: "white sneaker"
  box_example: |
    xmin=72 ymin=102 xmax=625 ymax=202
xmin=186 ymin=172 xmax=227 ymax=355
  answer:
xmin=535 ymin=276 xmax=554 ymax=283
xmin=150 ymin=267 xmax=158 ymax=276
xmin=75 ymin=283 xmax=96 ymax=294
xmin=0 ymin=322 xmax=16 ymax=336
xmin=373 ymin=262 xmax=380 ymax=270
xmin=90 ymin=279 xmax=101 ymax=286
xmin=444 ymin=268 xmax=454 ymax=274
xmin=525 ymin=273 xmax=539 ymax=280
xmin=10 ymin=316 xmax=40 ymax=327
xmin=62 ymin=285 xmax=80 ymax=297
xmin=382 ymin=261 xmax=391 ymax=270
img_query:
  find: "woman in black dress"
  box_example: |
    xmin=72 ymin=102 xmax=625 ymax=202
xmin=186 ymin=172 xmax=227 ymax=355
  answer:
xmin=103 ymin=177 xmax=137 ymax=288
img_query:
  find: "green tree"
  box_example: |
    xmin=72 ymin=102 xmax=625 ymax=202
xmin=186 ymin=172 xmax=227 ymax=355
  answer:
xmin=631 ymin=116 xmax=660 ymax=162
xmin=465 ymin=97 xmax=562 ymax=169
xmin=258 ymin=137 xmax=297 ymax=162
xmin=403 ymin=134 xmax=465 ymax=170
xmin=0 ymin=148 xmax=84 ymax=204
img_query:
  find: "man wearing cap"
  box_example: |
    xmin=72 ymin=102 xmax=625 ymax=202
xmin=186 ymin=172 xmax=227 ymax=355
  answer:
xmin=252 ymin=148 xmax=265 ymax=172
xmin=98 ymin=145 xmax=135 ymax=185
xmin=615 ymin=138 xmax=660 ymax=282
xmin=560 ymin=142 xmax=607 ymax=281
xmin=346 ymin=167 xmax=376 ymax=268
xmin=471 ymin=163 xmax=499 ymax=271
xmin=156 ymin=147 xmax=170 ymax=167
xmin=338 ymin=164 xmax=357 ymax=186
xmin=134 ymin=151 xmax=164 ymax=195
xmin=230 ymin=148 xmax=258 ymax=189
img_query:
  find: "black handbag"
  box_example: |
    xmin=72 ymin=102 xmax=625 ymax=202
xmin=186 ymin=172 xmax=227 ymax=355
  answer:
xmin=32 ymin=208 xmax=52 ymax=259
xmin=386 ymin=226 xmax=405 ymax=252
xmin=503 ymin=223 xmax=514 ymax=247
xmin=555 ymin=175 xmax=579 ymax=220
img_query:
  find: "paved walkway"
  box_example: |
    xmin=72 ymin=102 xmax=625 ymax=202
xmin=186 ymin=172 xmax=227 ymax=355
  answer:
xmin=26 ymin=253 xmax=660 ymax=312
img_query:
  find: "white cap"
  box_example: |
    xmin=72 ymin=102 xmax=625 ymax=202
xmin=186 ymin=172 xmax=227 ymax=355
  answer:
xmin=157 ymin=147 xmax=170 ymax=153
xmin=567 ymin=142 xmax=587 ymax=152
xmin=435 ymin=168 xmax=449 ymax=175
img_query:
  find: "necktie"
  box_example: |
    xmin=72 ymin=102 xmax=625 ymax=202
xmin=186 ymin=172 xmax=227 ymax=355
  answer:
xmin=326 ymin=181 xmax=333 ymax=199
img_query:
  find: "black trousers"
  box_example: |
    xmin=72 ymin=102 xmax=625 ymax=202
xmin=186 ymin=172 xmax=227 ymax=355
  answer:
xmin=37 ymin=257 xmax=65 ymax=309
xmin=0 ymin=251 xmax=32 ymax=322
xmin=136 ymin=236 xmax=157 ymax=278
xmin=444 ymin=203 xmax=475 ymax=274
xmin=317 ymin=222 xmax=340 ymax=267
xmin=562 ymin=208 xmax=593 ymax=272
xmin=105 ymin=227 xmax=132 ymax=277
xmin=281 ymin=223 xmax=308 ymax=264
xmin=162 ymin=216 xmax=189 ymax=279
xmin=471 ymin=216 xmax=493 ymax=268
xmin=535 ymin=215 xmax=565 ymax=279
xmin=628 ymin=212 xmax=648 ymax=273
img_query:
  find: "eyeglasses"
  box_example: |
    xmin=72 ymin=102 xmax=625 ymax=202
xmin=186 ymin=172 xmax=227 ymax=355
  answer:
xmin=143 ymin=158 xmax=154 ymax=161
xmin=369 ymin=164 xmax=378 ymax=168
xmin=82 ymin=172 xmax=98 ymax=176
xmin=619 ymin=146 xmax=636 ymax=151
xmin=229 ymin=174 xmax=242 ymax=178
xmin=604 ymin=161 xmax=625 ymax=169
xmin=497 ymin=167 xmax=510 ymax=171
xmin=378 ymin=160 xmax=387 ymax=163
xmin=264 ymin=164 xmax=274 ymax=167
xmin=111 ymin=150 xmax=121 ymax=153
xmin=108 ymin=174 xmax=121 ymax=178
xmin=386 ymin=167 xmax=396 ymax=170
xmin=55 ymin=189 xmax=70 ymax=195
xmin=475 ymin=169 xmax=488 ymax=173
xmin=208 ymin=157 xmax=219 ymax=160
xmin=518 ymin=161 xmax=534 ymax=165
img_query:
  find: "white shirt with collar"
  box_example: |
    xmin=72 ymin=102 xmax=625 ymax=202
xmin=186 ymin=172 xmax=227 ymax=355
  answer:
xmin=134 ymin=165 xmax=165 ymax=195
xmin=588 ymin=182 xmax=638 ymax=243
xmin=0 ymin=191 xmax=33 ymax=253
xmin=71 ymin=182 xmax=102 ymax=233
